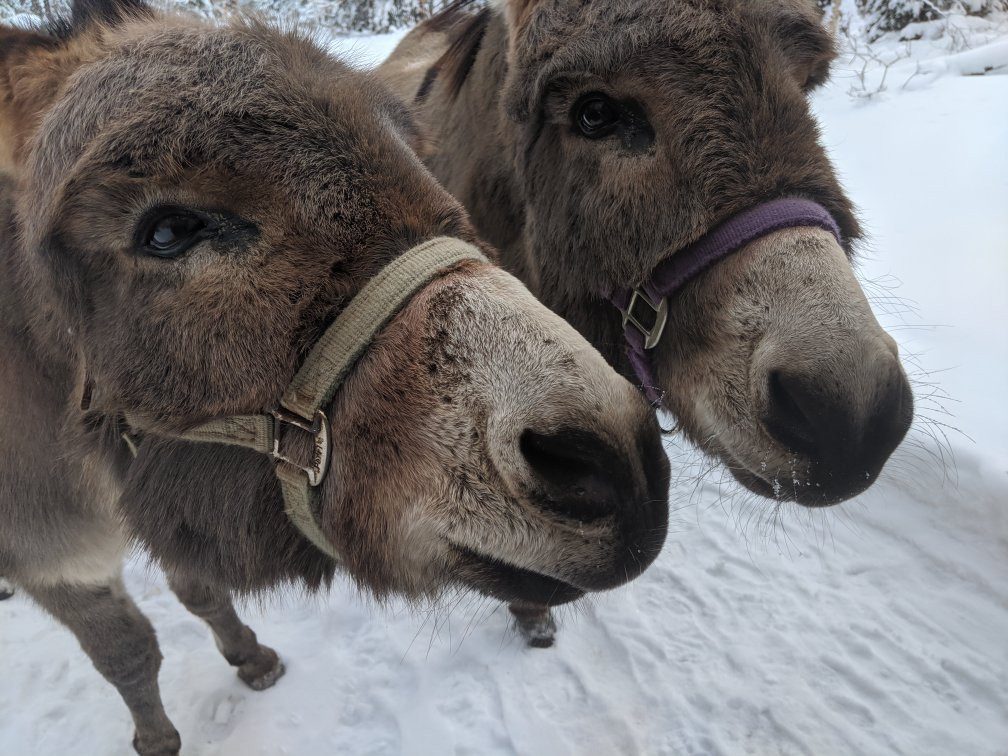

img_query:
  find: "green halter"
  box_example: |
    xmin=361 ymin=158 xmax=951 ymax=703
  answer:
xmin=140 ymin=237 xmax=486 ymax=560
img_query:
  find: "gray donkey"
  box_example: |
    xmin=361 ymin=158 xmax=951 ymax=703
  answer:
xmin=378 ymin=0 xmax=915 ymax=644
xmin=0 ymin=2 xmax=669 ymax=753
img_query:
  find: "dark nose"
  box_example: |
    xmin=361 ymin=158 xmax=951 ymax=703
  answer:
xmin=520 ymin=426 xmax=669 ymax=524
xmin=520 ymin=429 xmax=625 ymax=522
xmin=520 ymin=422 xmax=670 ymax=587
xmin=761 ymin=345 xmax=913 ymax=502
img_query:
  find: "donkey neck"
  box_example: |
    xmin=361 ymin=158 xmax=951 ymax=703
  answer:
xmin=120 ymin=434 xmax=337 ymax=596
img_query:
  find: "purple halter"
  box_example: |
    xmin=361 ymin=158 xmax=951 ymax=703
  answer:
xmin=610 ymin=198 xmax=842 ymax=404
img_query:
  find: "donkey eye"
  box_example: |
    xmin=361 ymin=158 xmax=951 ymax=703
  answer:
xmin=574 ymin=94 xmax=621 ymax=139
xmin=138 ymin=211 xmax=209 ymax=258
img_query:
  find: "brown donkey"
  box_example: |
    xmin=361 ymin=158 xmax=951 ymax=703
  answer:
xmin=378 ymin=0 xmax=915 ymax=643
xmin=0 ymin=2 xmax=670 ymax=753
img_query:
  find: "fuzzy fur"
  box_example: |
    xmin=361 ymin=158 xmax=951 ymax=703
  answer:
xmin=378 ymin=0 xmax=914 ymax=641
xmin=378 ymin=0 xmax=913 ymax=507
xmin=0 ymin=2 xmax=669 ymax=752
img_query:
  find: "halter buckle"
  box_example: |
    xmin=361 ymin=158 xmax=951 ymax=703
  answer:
xmin=270 ymin=408 xmax=331 ymax=487
xmin=621 ymin=288 xmax=669 ymax=350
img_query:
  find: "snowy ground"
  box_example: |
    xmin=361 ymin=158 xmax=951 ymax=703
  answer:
xmin=2 ymin=25 xmax=1007 ymax=756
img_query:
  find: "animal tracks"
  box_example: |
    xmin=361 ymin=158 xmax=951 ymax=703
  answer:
xmin=4 ymin=443 xmax=1007 ymax=754
xmin=201 ymin=691 xmax=246 ymax=743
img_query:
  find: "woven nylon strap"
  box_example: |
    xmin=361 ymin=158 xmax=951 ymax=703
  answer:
xmin=158 ymin=237 xmax=486 ymax=560
xmin=610 ymin=199 xmax=841 ymax=404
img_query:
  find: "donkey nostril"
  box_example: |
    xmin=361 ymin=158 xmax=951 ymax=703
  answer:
xmin=762 ymin=370 xmax=820 ymax=455
xmin=520 ymin=430 xmax=598 ymax=486
xmin=519 ymin=429 xmax=621 ymax=522
xmin=756 ymin=353 xmax=913 ymax=503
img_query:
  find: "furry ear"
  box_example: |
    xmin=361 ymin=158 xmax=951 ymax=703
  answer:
xmin=771 ymin=3 xmax=837 ymax=91
xmin=0 ymin=27 xmax=62 ymax=153
xmin=71 ymin=0 xmax=152 ymax=30
xmin=503 ymin=0 xmax=542 ymax=39
xmin=500 ymin=0 xmax=551 ymax=123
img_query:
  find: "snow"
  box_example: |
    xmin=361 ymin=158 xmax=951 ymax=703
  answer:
xmin=328 ymin=31 xmax=410 ymax=68
xmin=2 ymin=26 xmax=1008 ymax=756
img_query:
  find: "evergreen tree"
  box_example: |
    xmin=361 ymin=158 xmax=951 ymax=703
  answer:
xmin=856 ymin=0 xmax=1007 ymax=39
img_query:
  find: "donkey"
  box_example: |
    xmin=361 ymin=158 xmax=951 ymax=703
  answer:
xmin=378 ymin=0 xmax=915 ymax=644
xmin=0 ymin=2 xmax=670 ymax=753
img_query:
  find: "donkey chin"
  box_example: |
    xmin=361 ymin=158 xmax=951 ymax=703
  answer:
xmin=660 ymin=227 xmax=914 ymax=507
xmin=450 ymin=424 xmax=671 ymax=605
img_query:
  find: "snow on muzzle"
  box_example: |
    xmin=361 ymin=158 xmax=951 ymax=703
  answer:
xmin=698 ymin=226 xmax=915 ymax=506
xmin=317 ymin=262 xmax=670 ymax=606
xmin=748 ymin=229 xmax=914 ymax=504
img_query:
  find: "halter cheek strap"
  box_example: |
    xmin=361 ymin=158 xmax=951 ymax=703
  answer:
xmin=610 ymin=198 xmax=842 ymax=404
xmin=132 ymin=237 xmax=487 ymax=561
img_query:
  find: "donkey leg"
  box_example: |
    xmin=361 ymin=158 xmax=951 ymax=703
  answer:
xmin=509 ymin=601 xmax=557 ymax=648
xmin=24 ymin=578 xmax=181 ymax=756
xmin=167 ymin=574 xmax=284 ymax=691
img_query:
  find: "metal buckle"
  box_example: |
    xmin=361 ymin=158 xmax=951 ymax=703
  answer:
xmin=270 ymin=408 xmax=331 ymax=487
xmin=620 ymin=288 xmax=669 ymax=350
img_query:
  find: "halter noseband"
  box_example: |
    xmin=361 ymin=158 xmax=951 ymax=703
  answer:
xmin=610 ymin=198 xmax=842 ymax=404
xmin=132 ymin=237 xmax=486 ymax=561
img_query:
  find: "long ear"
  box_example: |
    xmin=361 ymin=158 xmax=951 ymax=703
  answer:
xmin=499 ymin=0 xmax=550 ymax=122
xmin=0 ymin=26 xmax=66 ymax=175
xmin=503 ymin=0 xmax=541 ymax=38
xmin=504 ymin=0 xmax=536 ymax=29
xmin=71 ymin=0 xmax=152 ymax=29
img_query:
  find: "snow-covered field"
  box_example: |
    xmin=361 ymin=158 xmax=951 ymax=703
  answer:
xmin=2 ymin=25 xmax=1007 ymax=756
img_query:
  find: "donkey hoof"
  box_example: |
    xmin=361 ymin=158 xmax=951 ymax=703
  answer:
xmin=237 ymin=645 xmax=285 ymax=691
xmin=512 ymin=608 xmax=557 ymax=649
xmin=522 ymin=625 xmax=557 ymax=649
xmin=0 ymin=578 xmax=14 ymax=601
xmin=132 ymin=727 xmax=181 ymax=756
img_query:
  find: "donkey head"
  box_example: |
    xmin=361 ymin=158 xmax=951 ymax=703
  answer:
xmin=1 ymin=4 xmax=668 ymax=602
xmin=495 ymin=0 xmax=912 ymax=505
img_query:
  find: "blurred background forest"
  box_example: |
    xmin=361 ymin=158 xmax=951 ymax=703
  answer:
xmin=2 ymin=0 xmax=1006 ymax=39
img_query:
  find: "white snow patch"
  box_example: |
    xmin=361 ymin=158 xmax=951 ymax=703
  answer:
xmin=327 ymin=30 xmax=410 ymax=71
